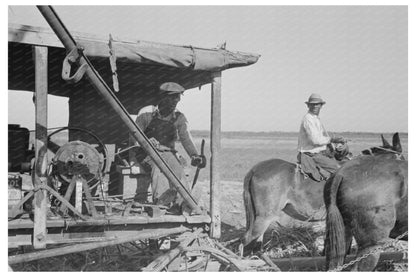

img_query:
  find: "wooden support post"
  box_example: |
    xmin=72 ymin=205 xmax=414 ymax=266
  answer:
xmin=60 ymin=177 xmax=76 ymax=214
xmin=82 ymin=177 xmax=98 ymax=217
xmin=210 ymin=72 xmax=222 ymax=238
xmin=33 ymin=46 xmax=48 ymax=249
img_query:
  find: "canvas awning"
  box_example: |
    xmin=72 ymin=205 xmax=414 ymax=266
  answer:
xmin=9 ymin=23 xmax=260 ymax=113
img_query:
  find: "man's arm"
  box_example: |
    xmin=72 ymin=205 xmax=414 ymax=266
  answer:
xmin=302 ymin=116 xmax=331 ymax=146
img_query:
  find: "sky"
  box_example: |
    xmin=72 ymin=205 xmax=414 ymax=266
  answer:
xmin=7 ymin=5 xmax=409 ymax=133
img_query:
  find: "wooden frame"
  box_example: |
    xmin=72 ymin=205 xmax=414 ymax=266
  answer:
xmin=8 ymin=37 xmax=219 ymax=250
xmin=8 ymin=7 xmax=257 ymax=249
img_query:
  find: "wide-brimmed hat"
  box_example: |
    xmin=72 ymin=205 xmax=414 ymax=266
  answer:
xmin=160 ymin=82 xmax=185 ymax=95
xmin=305 ymin=93 xmax=326 ymax=104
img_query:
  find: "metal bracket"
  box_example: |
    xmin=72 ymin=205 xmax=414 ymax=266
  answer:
xmin=62 ymin=47 xmax=88 ymax=84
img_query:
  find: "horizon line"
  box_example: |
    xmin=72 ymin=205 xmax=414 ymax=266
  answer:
xmin=191 ymin=130 xmax=408 ymax=134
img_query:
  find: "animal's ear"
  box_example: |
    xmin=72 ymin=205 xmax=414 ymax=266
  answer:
xmin=392 ymin=132 xmax=402 ymax=153
xmin=381 ymin=134 xmax=391 ymax=148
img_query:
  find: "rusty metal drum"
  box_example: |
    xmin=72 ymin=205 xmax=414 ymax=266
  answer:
xmin=53 ymin=140 xmax=103 ymax=183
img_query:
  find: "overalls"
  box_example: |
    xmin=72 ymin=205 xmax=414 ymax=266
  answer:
xmin=143 ymin=112 xmax=189 ymax=207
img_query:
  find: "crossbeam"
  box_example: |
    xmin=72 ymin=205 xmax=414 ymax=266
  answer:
xmin=9 ymin=226 xmax=188 ymax=264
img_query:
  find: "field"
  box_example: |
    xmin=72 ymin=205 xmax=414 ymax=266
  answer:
xmin=184 ymin=131 xmax=408 ymax=181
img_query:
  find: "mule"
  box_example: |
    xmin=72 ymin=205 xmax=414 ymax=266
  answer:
xmin=325 ymin=133 xmax=407 ymax=271
xmin=242 ymin=133 xmax=404 ymax=254
xmin=242 ymin=144 xmax=351 ymax=253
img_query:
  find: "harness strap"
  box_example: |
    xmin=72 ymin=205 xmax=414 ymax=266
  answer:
xmin=365 ymin=146 xmax=404 ymax=159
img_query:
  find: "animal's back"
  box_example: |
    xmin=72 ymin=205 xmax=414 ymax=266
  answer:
xmin=249 ymin=159 xmax=296 ymax=211
xmin=330 ymin=155 xmax=408 ymax=244
xmin=337 ymin=155 xmax=407 ymax=192
xmin=243 ymin=158 xmax=297 ymax=247
xmin=250 ymin=158 xmax=296 ymax=180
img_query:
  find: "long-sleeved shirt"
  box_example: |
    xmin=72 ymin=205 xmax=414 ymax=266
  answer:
xmin=297 ymin=112 xmax=331 ymax=153
xmin=134 ymin=109 xmax=198 ymax=158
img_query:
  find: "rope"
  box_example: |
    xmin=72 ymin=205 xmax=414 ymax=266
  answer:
xmin=329 ymin=230 xmax=408 ymax=272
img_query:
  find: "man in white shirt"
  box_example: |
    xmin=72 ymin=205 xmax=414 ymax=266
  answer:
xmin=130 ymin=82 xmax=205 ymax=212
xmin=297 ymin=93 xmax=345 ymax=178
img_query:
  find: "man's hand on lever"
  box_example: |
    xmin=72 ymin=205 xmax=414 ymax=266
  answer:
xmin=191 ymin=154 xmax=206 ymax=168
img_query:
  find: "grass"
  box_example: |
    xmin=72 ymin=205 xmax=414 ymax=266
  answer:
xmin=179 ymin=132 xmax=408 ymax=182
xmin=37 ymin=130 xmax=408 ymax=183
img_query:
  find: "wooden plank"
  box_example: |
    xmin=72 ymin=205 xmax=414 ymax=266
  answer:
xmin=142 ymin=228 xmax=203 ymax=271
xmin=59 ymin=177 xmax=76 ymax=214
xmin=9 ymin=226 xmax=189 ymax=265
xmin=75 ymin=178 xmax=83 ymax=213
xmin=33 ymin=45 xmax=48 ymax=249
xmin=9 ymin=25 xmax=64 ymax=48
xmin=82 ymin=177 xmax=98 ymax=217
xmin=9 ymin=233 xmax=112 ymax=248
xmin=8 ymin=214 xmax=211 ymax=229
xmin=184 ymin=214 xmax=211 ymax=224
xmin=272 ymin=252 xmax=407 ymax=271
xmin=9 ymin=230 xmax=160 ymax=248
xmin=210 ymin=72 xmax=222 ymax=238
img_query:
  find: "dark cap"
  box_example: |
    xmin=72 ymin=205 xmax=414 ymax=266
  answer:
xmin=160 ymin=82 xmax=185 ymax=95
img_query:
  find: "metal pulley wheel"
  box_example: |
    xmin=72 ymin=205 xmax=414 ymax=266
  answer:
xmin=47 ymin=126 xmax=108 ymax=178
xmin=52 ymin=140 xmax=102 ymax=183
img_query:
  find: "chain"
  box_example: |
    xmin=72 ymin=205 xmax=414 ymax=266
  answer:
xmin=329 ymin=231 xmax=408 ymax=272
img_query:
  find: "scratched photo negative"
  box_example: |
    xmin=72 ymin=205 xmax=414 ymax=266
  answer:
xmin=7 ymin=5 xmax=408 ymax=272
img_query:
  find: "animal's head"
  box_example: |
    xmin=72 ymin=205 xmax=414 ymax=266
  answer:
xmin=362 ymin=133 xmax=404 ymax=159
xmin=333 ymin=142 xmax=352 ymax=161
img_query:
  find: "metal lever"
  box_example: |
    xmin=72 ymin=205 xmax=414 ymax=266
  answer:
xmin=191 ymin=139 xmax=206 ymax=190
xmin=62 ymin=47 xmax=88 ymax=83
